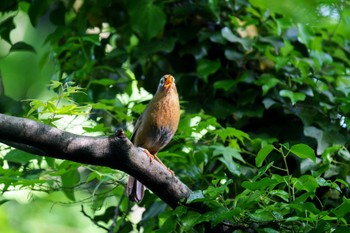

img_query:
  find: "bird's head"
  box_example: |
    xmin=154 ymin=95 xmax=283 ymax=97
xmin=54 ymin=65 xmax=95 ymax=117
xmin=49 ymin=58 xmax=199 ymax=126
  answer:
xmin=158 ymin=74 xmax=176 ymax=93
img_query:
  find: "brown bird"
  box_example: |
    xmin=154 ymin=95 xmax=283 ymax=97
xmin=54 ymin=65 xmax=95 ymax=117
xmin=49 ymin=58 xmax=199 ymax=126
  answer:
xmin=127 ymin=74 xmax=180 ymax=203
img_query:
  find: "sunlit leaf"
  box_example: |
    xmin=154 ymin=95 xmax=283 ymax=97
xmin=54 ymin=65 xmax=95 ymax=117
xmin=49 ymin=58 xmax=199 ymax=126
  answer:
xmin=293 ymin=175 xmax=318 ymax=193
xmin=269 ymin=190 xmax=289 ymax=202
xmin=214 ymin=127 xmax=250 ymax=143
xmin=213 ymin=145 xmax=245 ymax=163
xmin=290 ymin=144 xmax=316 ymax=163
xmin=279 ymin=90 xmax=306 ymax=105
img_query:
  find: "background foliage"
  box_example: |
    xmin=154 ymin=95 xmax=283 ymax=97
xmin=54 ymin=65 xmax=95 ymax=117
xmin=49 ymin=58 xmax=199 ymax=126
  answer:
xmin=1 ymin=0 xmax=350 ymax=232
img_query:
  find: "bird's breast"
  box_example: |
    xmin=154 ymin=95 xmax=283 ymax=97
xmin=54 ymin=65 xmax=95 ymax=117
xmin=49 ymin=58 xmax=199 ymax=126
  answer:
xmin=141 ymin=126 xmax=176 ymax=153
xmin=137 ymin=93 xmax=179 ymax=153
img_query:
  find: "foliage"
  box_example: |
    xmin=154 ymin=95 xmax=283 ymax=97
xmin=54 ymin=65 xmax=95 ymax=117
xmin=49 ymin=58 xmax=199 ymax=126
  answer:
xmin=1 ymin=0 xmax=350 ymax=232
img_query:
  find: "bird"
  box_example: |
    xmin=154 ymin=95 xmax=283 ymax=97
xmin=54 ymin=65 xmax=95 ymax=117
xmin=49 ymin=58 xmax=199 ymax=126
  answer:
xmin=127 ymin=74 xmax=180 ymax=203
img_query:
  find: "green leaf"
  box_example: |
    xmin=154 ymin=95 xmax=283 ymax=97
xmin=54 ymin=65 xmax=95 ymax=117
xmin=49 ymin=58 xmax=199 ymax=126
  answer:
xmin=61 ymin=165 xmax=80 ymax=201
xmin=210 ymin=207 xmax=241 ymax=227
xmin=224 ymin=49 xmax=244 ymax=61
xmin=338 ymin=147 xmax=350 ymax=161
xmin=197 ymin=59 xmax=221 ymax=82
xmin=221 ymin=27 xmax=251 ymax=50
xmin=289 ymin=202 xmax=320 ymax=214
xmin=142 ymin=201 xmax=167 ymax=221
xmin=332 ymin=198 xmax=350 ymax=218
xmin=254 ymin=162 xmax=274 ymax=180
xmin=212 ymin=145 xmax=244 ymax=175
xmin=221 ymin=27 xmax=241 ymax=43
xmin=203 ymin=180 xmax=233 ymax=199
xmin=9 ymin=42 xmax=36 ymax=53
xmin=134 ymin=38 xmax=177 ymax=58
xmin=256 ymin=74 xmax=280 ymax=95
xmin=249 ymin=206 xmax=286 ymax=222
xmin=316 ymin=177 xmax=341 ymax=192
xmin=214 ymin=127 xmax=250 ymax=143
xmin=279 ymin=90 xmax=306 ymax=105
xmin=293 ymin=175 xmax=318 ymax=193
xmin=0 ymin=199 xmax=9 ymax=206
xmin=242 ymin=177 xmax=279 ymax=191
xmin=280 ymin=40 xmax=294 ymax=56
xmin=213 ymin=80 xmax=235 ymax=91
xmin=304 ymin=126 xmax=329 ymax=155
xmin=174 ymin=206 xmax=187 ymax=218
xmin=128 ymin=2 xmax=166 ymax=40
xmin=79 ymin=34 xmax=101 ymax=46
xmin=256 ymin=145 xmax=274 ymax=167
xmin=4 ymin=150 xmax=40 ymax=164
xmin=290 ymin=144 xmax=316 ymax=163
xmin=181 ymin=210 xmax=205 ymax=231
xmin=0 ymin=16 xmax=16 ymax=44
xmin=269 ymin=190 xmax=289 ymax=202
xmin=93 ymin=206 xmax=116 ymax=223
xmin=158 ymin=216 xmax=177 ymax=233
xmin=186 ymin=190 xmax=205 ymax=203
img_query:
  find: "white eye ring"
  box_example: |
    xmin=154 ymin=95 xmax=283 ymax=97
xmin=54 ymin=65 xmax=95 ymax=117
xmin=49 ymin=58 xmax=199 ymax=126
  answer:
xmin=159 ymin=77 xmax=165 ymax=86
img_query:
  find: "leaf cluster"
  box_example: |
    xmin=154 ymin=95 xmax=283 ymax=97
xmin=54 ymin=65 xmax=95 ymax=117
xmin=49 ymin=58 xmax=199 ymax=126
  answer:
xmin=1 ymin=0 xmax=350 ymax=232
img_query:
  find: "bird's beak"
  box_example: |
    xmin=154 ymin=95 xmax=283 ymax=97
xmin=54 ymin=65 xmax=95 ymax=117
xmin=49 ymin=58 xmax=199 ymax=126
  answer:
xmin=164 ymin=76 xmax=173 ymax=90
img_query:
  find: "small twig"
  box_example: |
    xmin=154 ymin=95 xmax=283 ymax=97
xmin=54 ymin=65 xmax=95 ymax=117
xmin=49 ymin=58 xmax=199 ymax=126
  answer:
xmin=81 ymin=205 xmax=109 ymax=231
xmin=108 ymin=195 xmax=125 ymax=233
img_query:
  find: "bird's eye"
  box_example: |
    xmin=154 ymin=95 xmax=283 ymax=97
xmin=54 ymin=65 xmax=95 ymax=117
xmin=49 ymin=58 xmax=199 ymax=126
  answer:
xmin=159 ymin=77 xmax=165 ymax=86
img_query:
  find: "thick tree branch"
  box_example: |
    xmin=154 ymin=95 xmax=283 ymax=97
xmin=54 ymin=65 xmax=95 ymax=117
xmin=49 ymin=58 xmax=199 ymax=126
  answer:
xmin=0 ymin=113 xmax=191 ymax=208
xmin=0 ymin=113 xmax=240 ymax=232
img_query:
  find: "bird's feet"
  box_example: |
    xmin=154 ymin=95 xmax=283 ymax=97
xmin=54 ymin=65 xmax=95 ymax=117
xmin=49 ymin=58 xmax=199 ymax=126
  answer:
xmin=166 ymin=167 xmax=175 ymax=176
xmin=154 ymin=154 xmax=175 ymax=176
xmin=140 ymin=148 xmax=174 ymax=176
xmin=141 ymin=148 xmax=155 ymax=163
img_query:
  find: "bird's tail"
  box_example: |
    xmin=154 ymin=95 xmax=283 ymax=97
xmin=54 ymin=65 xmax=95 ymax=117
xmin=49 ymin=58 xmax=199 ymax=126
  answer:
xmin=127 ymin=175 xmax=145 ymax=203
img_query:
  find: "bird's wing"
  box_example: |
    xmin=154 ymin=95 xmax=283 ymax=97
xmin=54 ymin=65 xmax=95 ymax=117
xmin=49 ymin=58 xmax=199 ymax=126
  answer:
xmin=130 ymin=110 xmax=145 ymax=143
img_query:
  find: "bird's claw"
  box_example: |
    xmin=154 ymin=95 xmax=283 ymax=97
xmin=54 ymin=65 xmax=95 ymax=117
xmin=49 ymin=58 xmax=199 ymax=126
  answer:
xmin=141 ymin=148 xmax=154 ymax=163
xmin=141 ymin=148 xmax=175 ymax=176
xmin=167 ymin=168 xmax=175 ymax=176
xmin=154 ymin=154 xmax=175 ymax=176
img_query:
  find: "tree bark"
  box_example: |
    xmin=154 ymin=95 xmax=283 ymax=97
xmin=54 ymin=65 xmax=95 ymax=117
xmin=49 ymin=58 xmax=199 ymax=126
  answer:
xmin=0 ymin=113 xmax=240 ymax=232
xmin=0 ymin=113 xmax=191 ymax=208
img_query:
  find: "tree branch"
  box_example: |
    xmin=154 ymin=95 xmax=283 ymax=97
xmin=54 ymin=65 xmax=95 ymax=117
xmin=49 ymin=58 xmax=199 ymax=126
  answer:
xmin=0 ymin=113 xmax=242 ymax=232
xmin=0 ymin=113 xmax=191 ymax=208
